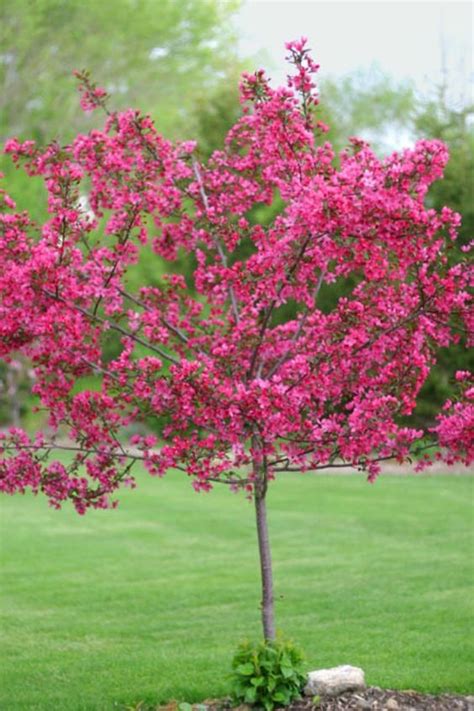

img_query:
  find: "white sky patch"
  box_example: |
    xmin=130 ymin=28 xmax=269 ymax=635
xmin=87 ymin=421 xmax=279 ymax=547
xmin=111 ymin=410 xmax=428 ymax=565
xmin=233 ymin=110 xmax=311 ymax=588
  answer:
xmin=236 ymin=1 xmax=473 ymax=104
xmin=149 ymin=47 xmax=169 ymax=60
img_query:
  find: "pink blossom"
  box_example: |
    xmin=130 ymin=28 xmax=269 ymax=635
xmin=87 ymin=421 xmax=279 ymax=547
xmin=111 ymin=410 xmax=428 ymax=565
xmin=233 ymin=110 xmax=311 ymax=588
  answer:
xmin=0 ymin=41 xmax=471 ymax=511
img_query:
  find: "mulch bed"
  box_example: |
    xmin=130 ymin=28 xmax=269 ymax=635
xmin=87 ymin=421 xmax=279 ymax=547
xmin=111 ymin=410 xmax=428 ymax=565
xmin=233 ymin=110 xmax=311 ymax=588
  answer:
xmin=284 ymin=686 xmax=473 ymax=709
xmin=153 ymin=689 xmax=474 ymax=711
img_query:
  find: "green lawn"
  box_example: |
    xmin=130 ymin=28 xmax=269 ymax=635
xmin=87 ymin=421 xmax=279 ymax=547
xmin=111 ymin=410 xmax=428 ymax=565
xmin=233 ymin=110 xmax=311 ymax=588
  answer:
xmin=1 ymin=469 xmax=473 ymax=710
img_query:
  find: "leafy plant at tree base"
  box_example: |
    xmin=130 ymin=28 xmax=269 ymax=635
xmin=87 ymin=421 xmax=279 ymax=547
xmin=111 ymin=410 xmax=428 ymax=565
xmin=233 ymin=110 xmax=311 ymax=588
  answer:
xmin=231 ymin=639 xmax=306 ymax=710
xmin=0 ymin=38 xmax=472 ymax=645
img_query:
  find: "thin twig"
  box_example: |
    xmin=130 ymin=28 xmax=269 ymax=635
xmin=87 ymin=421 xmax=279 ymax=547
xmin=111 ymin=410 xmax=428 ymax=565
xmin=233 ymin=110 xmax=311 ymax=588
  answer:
xmin=92 ymin=208 xmax=139 ymax=317
xmin=247 ymin=232 xmax=314 ymax=380
xmin=0 ymin=443 xmax=248 ymax=487
xmin=42 ymin=290 xmax=180 ymax=365
xmin=271 ymin=443 xmax=437 ymax=472
xmin=265 ymin=269 xmax=326 ymax=379
xmin=64 ymin=349 xmax=123 ymax=383
xmin=192 ymin=159 xmax=240 ymax=324
xmin=119 ymin=289 xmax=191 ymax=345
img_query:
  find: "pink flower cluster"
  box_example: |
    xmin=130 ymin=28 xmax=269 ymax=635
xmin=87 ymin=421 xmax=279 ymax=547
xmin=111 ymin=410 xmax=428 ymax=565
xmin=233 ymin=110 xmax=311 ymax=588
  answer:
xmin=0 ymin=41 xmax=472 ymax=512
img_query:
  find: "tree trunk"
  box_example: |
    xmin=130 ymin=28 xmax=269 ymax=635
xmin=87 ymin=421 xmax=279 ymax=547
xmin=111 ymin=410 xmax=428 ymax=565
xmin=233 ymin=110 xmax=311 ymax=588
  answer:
xmin=254 ymin=471 xmax=276 ymax=641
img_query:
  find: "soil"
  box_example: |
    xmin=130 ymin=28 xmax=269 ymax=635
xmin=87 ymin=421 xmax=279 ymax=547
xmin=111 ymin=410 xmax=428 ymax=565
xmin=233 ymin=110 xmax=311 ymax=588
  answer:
xmin=153 ymin=689 xmax=474 ymax=711
xmin=283 ymin=686 xmax=474 ymax=709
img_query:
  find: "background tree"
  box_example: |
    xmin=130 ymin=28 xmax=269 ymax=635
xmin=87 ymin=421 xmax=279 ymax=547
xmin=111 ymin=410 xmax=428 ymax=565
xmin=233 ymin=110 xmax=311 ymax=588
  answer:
xmin=318 ymin=76 xmax=474 ymax=423
xmin=317 ymin=70 xmax=415 ymax=156
xmin=0 ymin=0 xmax=246 ymax=426
xmin=1 ymin=0 xmax=241 ymax=140
xmin=409 ymin=96 xmax=474 ymax=421
xmin=0 ymin=0 xmax=242 ymax=220
xmin=414 ymin=95 xmax=473 ymax=250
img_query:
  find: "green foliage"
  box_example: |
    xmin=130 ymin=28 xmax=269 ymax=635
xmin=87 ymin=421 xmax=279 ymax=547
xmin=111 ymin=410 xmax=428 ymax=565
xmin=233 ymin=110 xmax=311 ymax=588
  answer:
xmin=317 ymin=70 xmax=415 ymax=155
xmin=0 ymin=0 xmax=246 ymax=429
xmin=409 ymin=97 xmax=474 ymax=425
xmin=194 ymin=68 xmax=243 ymax=161
xmin=231 ymin=639 xmax=306 ymax=710
xmin=0 ymin=0 xmax=241 ymax=143
xmin=414 ymin=96 xmax=473 ymax=251
xmin=0 ymin=0 xmax=243 ymax=222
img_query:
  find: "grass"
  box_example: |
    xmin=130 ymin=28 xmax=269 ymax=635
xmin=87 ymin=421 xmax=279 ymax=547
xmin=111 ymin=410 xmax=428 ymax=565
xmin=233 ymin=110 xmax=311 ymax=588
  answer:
xmin=0 ymin=467 xmax=473 ymax=710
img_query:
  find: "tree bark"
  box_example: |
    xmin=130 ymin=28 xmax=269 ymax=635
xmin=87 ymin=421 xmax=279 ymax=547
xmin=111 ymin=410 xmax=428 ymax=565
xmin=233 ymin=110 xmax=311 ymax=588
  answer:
xmin=254 ymin=462 xmax=276 ymax=641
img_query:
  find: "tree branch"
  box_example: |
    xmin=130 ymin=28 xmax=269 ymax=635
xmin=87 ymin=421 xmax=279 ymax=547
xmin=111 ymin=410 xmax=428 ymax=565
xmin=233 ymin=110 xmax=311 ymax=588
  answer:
xmin=92 ymin=208 xmax=139 ymax=317
xmin=247 ymin=232 xmax=314 ymax=380
xmin=271 ymin=443 xmax=438 ymax=472
xmin=43 ymin=290 xmax=180 ymax=365
xmin=0 ymin=442 xmax=248 ymax=487
xmin=119 ymin=288 xmax=194 ymax=346
xmin=265 ymin=269 xmax=326 ymax=379
xmin=192 ymin=159 xmax=240 ymax=324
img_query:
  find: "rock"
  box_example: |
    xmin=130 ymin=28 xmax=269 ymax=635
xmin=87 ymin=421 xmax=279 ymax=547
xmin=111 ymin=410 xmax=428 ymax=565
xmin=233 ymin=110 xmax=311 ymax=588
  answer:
xmin=304 ymin=665 xmax=366 ymax=697
xmin=383 ymin=699 xmax=399 ymax=710
xmin=466 ymin=696 xmax=474 ymax=711
xmin=352 ymin=692 xmax=371 ymax=709
xmin=355 ymin=699 xmax=372 ymax=710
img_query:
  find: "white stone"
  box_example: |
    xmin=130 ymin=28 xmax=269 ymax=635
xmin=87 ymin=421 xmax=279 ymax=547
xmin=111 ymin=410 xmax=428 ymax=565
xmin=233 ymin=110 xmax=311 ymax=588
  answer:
xmin=304 ymin=665 xmax=366 ymax=697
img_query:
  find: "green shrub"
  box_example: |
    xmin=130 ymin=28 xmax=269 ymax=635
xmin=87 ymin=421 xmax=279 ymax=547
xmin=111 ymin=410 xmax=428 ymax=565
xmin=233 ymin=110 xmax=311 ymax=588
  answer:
xmin=231 ymin=639 xmax=306 ymax=710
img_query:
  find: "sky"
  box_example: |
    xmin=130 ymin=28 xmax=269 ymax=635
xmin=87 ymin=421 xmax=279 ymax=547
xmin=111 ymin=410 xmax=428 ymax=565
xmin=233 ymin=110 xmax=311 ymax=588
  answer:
xmin=235 ymin=1 xmax=473 ymax=105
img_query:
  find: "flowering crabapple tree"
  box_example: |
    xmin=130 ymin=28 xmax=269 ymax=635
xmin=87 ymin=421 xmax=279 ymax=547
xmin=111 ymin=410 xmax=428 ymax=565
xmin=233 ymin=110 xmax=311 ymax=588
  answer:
xmin=0 ymin=40 xmax=473 ymax=641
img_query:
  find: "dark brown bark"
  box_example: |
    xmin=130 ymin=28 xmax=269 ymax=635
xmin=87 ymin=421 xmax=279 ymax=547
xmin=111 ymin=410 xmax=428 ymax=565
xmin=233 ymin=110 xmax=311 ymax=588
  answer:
xmin=253 ymin=450 xmax=276 ymax=641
